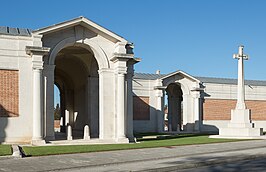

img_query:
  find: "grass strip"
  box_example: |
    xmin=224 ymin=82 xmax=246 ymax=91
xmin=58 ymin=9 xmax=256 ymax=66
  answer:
xmin=0 ymin=145 xmax=12 ymax=156
xmin=23 ymin=135 xmax=246 ymax=157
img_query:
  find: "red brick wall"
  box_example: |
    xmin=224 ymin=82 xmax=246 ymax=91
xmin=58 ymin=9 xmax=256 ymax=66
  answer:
xmin=133 ymin=96 xmax=150 ymax=120
xmin=203 ymin=99 xmax=266 ymax=120
xmin=0 ymin=70 xmax=19 ymax=117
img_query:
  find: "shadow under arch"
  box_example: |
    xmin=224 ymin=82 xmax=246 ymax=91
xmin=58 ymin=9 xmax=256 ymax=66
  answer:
xmin=51 ymin=44 xmax=100 ymax=140
xmin=166 ymin=83 xmax=183 ymax=132
xmin=48 ymin=37 xmax=110 ymax=69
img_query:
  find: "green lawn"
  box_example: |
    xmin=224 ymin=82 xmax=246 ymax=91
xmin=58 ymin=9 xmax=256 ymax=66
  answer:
xmin=23 ymin=134 xmax=247 ymax=157
xmin=0 ymin=145 xmax=12 ymax=156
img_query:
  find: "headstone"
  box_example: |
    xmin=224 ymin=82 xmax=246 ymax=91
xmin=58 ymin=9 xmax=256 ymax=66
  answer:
xmin=67 ymin=124 xmax=72 ymax=140
xmin=83 ymin=125 xmax=90 ymax=140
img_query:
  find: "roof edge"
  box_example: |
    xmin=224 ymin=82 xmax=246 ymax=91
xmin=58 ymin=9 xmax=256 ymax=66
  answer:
xmin=33 ymin=16 xmax=128 ymax=42
xmin=159 ymin=70 xmax=201 ymax=83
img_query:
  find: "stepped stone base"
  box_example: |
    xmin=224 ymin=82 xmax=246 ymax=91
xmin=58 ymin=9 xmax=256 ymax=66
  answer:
xmin=215 ymin=109 xmax=263 ymax=138
xmin=219 ymin=127 xmax=263 ymax=137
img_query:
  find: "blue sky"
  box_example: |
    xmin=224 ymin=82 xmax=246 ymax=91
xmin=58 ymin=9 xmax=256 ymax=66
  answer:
xmin=1 ymin=0 xmax=266 ymax=79
xmin=1 ymin=0 xmax=266 ymax=104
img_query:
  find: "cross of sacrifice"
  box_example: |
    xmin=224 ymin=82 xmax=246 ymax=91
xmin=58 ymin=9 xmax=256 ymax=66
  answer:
xmin=233 ymin=45 xmax=249 ymax=110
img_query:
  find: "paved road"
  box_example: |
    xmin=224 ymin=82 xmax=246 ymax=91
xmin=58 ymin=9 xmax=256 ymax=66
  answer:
xmin=1 ymin=140 xmax=266 ymax=171
xmin=47 ymin=147 xmax=266 ymax=172
xmin=179 ymin=157 xmax=266 ymax=172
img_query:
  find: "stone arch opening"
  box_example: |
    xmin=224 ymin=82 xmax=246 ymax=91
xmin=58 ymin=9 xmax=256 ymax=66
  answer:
xmin=48 ymin=37 xmax=109 ymax=69
xmin=54 ymin=45 xmax=99 ymax=139
xmin=166 ymin=83 xmax=183 ymax=132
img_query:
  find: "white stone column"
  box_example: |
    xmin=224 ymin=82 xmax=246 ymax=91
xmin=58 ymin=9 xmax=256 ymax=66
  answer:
xmin=155 ymin=85 xmax=164 ymax=133
xmin=117 ymin=71 xmax=126 ymax=139
xmin=182 ymin=94 xmax=189 ymax=131
xmin=26 ymin=46 xmax=50 ymax=145
xmin=98 ymin=70 xmax=104 ymax=139
xmin=126 ymin=64 xmax=134 ymax=141
xmin=43 ymin=64 xmax=55 ymax=141
xmin=111 ymin=53 xmax=138 ymax=143
xmin=32 ymin=67 xmax=44 ymax=143
xmin=192 ymin=91 xmax=201 ymax=131
xmin=98 ymin=68 xmax=115 ymax=140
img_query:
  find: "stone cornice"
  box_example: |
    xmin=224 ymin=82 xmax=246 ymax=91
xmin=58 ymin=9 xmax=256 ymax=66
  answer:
xmin=110 ymin=53 xmax=134 ymax=62
xmin=26 ymin=46 xmax=50 ymax=57
xmin=191 ymin=87 xmax=204 ymax=92
xmin=154 ymin=86 xmax=167 ymax=90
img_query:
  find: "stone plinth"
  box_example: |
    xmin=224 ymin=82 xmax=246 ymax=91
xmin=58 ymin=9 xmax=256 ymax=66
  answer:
xmin=31 ymin=139 xmax=46 ymax=145
xmin=214 ymin=109 xmax=263 ymax=138
xmin=212 ymin=46 xmax=263 ymax=139
xmin=116 ymin=137 xmax=129 ymax=143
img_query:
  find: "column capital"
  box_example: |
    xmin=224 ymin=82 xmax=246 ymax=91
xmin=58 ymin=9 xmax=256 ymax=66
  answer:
xmin=32 ymin=61 xmax=43 ymax=70
xmin=27 ymin=46 xmax=50 ymax=71
xmin=98 ymin=68 xmax=114 ymax=75
xmin=155 ymin=89 xmax=164 ymax=97
xmin=116 ymin=66 xmax=127 ymax=75
xmin=191 ymin=91 xmax=201 ymax=99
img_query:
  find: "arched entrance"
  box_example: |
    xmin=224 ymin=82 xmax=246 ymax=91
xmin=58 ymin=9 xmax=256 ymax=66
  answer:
xmin=166 ymin=83 xmax=183 ymax=132
xmin=53 ymin=46 xmax=99 ymax=139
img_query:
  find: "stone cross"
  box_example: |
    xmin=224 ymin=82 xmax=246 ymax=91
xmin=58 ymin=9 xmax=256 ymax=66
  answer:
xmin=233 ymin=45 xmax=249 ymax=109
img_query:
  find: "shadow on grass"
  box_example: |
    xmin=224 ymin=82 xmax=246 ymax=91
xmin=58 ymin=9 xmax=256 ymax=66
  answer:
xmin=18 ymin=146 xmax=31 ymax=157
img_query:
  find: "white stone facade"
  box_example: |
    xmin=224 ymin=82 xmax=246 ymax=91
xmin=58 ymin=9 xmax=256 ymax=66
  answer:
xmin=0 ymin=17 xmax=139 ymax=144
xmin=1 ymin=17 xmax=266 ymax=144
xmin=132 ymin=72 xmax=266 ymax=134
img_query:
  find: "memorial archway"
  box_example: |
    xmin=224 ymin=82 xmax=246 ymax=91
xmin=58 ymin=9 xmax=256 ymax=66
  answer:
xmin=166 ymin=83 xmax=183 ymax=132
xmin=54 ymin=46 xmax=99 ymax=139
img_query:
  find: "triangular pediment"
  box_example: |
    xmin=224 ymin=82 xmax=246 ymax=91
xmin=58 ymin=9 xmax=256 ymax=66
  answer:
xmin=32 ymin=16 xmax=128 ymax=43
xmin=160 ymin=70 xmax=201 ymax=83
